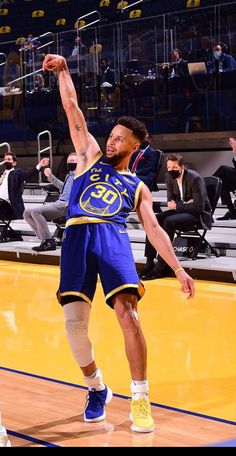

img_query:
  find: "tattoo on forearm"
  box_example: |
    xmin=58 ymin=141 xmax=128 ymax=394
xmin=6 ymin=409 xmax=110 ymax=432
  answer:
xmin=75 ymin=124 xmax=81 ymax=131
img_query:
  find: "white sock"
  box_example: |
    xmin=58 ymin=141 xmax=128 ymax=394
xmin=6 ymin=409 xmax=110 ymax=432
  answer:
xmin=131 ymin=379 xmax=149 ymax=400
xmin=84 ymin=368 xmax=105 ymax=391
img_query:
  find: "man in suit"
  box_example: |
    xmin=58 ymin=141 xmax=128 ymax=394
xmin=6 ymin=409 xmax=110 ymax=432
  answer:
xmin=129 ymin=134 xmax=162 ymax=192
xmin=214 ymin=137 xmax=236 ymax=220
xmin=170 ymin=49 xmax=189 ymax=77
xmin=100 ymin=58 xmax=115 ymax=106
xmin=139 ymin=153 xmax=212 ymax=279
xmin=24 ymin=152 xmax=77 ymax=252
xmin=0 ymin=152 xmax=48 ymax=224
xmin=100 ymin=58 xmax=115 ymax=86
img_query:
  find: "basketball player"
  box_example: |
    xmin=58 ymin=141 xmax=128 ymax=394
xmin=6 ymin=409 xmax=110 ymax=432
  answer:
xmin=43 ymin=54 xmax=195 ymax=433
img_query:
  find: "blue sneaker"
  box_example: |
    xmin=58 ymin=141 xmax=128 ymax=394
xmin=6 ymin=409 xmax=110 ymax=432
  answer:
xmin=84 ymin=386 xmax=113 ymax=422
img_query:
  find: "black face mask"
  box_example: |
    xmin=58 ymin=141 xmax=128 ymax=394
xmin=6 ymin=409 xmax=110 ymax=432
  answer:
xmin=3 ymin=162 xmax=13 ymax=170
xmin=140 ymin=140 xmax=149 ymax=149
xmin=67 ymin=163 xmax=77 ymax=172
xmin=168 ymin=170 xmax=181 ymax=179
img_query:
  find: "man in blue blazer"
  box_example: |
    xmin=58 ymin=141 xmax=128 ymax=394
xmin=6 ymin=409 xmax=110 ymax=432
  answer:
xmin=0 ymin=152 xmax=49 ymax=221
xmin=129 ymin=135 xmax=163 ymax=192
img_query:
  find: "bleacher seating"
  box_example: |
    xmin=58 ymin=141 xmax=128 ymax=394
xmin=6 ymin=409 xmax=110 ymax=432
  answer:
xmin=0 ymin=0 xmax=232 ymax=42
xmin=1 ymin=182 xmax=235 ymax=255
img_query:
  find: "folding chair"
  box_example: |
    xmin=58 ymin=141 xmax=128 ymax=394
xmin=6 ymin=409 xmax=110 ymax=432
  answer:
xmin=174 ymin=176 xmax=222 ymax=259
xmin=0 ymin=211 xmax=22 ymax=242
xmin=154 ymin=149 xmax=164 ymax=189
xmin=0 ymin=180 xmax=25 ymax=242
xmin=152 ymin=149 xmax=164 ymax=213
xmin=53 ymin=216 xmax=66 ymax=245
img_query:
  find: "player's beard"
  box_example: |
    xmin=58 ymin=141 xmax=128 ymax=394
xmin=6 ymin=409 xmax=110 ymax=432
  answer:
xmin=104 ymin=150 xmax=127 ymax=167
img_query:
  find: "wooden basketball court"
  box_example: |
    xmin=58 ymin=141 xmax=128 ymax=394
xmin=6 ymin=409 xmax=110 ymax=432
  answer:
xmin=0 ymin=261 xmax=236 ymax=447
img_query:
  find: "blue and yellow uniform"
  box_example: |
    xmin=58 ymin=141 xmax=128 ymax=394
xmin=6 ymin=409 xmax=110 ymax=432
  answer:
xmin=58 ymin=152 xmax=145 ymax=308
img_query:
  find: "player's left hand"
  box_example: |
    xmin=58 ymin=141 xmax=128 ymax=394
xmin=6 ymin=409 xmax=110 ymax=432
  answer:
xmin=176 ymin=269 xmax=195 ymax=299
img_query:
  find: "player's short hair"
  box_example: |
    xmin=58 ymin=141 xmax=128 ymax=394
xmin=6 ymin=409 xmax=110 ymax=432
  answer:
xmin=117 ymin=116 xmax=147 ymax=143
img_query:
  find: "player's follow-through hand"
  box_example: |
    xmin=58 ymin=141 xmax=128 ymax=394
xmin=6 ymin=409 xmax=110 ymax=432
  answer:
xmin=175 ymin=268 xmax=195 ymax=300
xmin=43 ymin=54 xmax=66 ymax=72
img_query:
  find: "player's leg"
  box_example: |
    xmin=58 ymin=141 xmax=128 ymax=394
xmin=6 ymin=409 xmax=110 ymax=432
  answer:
xmin=63 ymin=299 xmax=112 ymax=422
xmin=112 ymin=292 xmax=154 ymax=433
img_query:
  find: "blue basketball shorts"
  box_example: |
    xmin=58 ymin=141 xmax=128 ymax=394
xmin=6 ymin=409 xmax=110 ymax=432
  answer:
xmin=57 ymin=222 xmax=145 ymax=308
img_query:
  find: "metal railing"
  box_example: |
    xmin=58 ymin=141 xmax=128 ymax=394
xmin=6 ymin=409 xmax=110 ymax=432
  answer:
xmin=37 ymin=131 xmax=52 ymax=184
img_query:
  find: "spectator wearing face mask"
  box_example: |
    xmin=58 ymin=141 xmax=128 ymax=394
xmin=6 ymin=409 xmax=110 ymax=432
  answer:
xmin=23 ymin=152 xmax=77 ymax=252
xmin=210 ymin=43 xmax=236 ymax=73
xmin=129 ymin=134 xmax=162 ymax=192
xmin=0 ymin=152 xmax=49 ymax=223
xmin=139 ymin=153 xmax=212 ymax=279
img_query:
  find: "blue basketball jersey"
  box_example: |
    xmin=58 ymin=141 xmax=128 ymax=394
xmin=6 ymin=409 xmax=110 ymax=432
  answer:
xmin=67 ymin=153 xmax=143 ymax=226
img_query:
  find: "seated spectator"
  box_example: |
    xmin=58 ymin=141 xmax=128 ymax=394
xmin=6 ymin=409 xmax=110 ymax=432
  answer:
xmin=209 ymin=43 xmax=236 ymax=73
xmin=170 ymin=48 xmax=189 ymax=77
xmin=139 ymin=153 xmax=212 ymax=279
xmin=23 ymin=152 xmax=77 ymax=252
xmin=0 ymin=152 xmax=48 ymax=224
xmin=129 ymin=134 xmax=161 ymax=192
xmin=100 ymin=58 xmax=115 ymax=88
xmin=20 ymin=34 xmax=41 ymax=64
xmin=100 ymin=58 xmax=115 ymax=107
xmin=214 ymin=137 xmax=236 ymax=220
xmin=71 ymin=36 xmax=87 ymax=58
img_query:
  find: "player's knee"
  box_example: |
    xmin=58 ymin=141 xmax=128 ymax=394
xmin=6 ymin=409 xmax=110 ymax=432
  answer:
xmin=116 ymin=304 xmax=139 ymax=331
xmin=65 ymin=320 xmax=94 ymax=367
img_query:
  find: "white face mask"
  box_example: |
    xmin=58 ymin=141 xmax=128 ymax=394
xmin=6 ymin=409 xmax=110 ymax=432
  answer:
xmin=213 ymin=50 xmax=222 ymax=59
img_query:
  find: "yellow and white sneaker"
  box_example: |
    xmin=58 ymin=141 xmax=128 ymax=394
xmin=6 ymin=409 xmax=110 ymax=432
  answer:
xmin=130 ymin=398 xmax=155 ymax=433
xmin=0 ymin=425 xmax=11 ymax=447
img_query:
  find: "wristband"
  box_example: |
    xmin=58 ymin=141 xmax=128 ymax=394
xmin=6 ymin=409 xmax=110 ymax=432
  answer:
xmin=175 ymin=267 xmax=184 ymax=275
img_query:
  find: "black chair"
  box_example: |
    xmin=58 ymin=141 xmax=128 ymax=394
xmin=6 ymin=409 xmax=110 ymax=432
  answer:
xmin=0 ymin=212 xmax=23 ymax=242
xmin=153 ymin=149 xmax=164 ymax=192
xmin=44 ymin=186 xmax=60 ymax=203
xmin=152 ymin=149 xmax=164 ymax=213
xmin=53 ymin=216 xmax=66 ymax=246
xmin=0 ymin=181 xmax=25 ymax=242
xmin=174 ymin=176 xmax=222 ymax=259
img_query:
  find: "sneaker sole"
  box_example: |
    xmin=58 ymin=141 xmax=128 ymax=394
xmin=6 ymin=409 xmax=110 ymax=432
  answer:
xmin=84 ymin=387 xmax=113 ymax=423
xmin=130 ymin=413 xmax=155 ymax=433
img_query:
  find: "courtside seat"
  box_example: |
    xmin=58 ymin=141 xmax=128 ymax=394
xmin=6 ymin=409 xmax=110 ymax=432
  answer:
xmin=174 ymin=176 xmax=222 ymax=259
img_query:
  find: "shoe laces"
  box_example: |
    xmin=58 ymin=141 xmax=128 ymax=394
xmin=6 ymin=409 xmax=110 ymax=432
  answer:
xmin=86 ymin=388 xmax=105 ymax=410
xmin=132 ymin=399 xmax=150 ymax=417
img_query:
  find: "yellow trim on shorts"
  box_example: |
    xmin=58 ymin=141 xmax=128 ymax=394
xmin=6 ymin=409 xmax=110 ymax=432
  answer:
xmin=66 ymin=217 xmax=113 ymax=228
xmin=134 ymin=181 xmax=144 ymax=209
xmin=105 ymin=281 xmax=145 ymax=303
xmin=74 ymin=152 xmax=103 ymax=179
xmin=59 ymin=291 xmax=92 ymax=306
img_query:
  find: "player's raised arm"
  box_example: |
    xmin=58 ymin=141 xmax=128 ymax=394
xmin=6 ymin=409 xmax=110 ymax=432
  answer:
xmin=43 ymin=54 xmax=100 ymax=165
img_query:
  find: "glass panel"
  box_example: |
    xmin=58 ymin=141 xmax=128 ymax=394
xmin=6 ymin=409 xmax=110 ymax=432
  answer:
xmin=1 ymin=2 xmax=236 ymax=141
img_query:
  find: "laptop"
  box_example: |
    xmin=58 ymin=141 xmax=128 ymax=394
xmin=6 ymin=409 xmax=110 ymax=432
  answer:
xmin=187 ymin=62 xmax=207 ymax=76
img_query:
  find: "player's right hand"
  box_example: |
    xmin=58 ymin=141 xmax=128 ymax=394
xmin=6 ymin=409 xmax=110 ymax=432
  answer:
xmin=43 ymin=54 xmax=66 ymax=72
